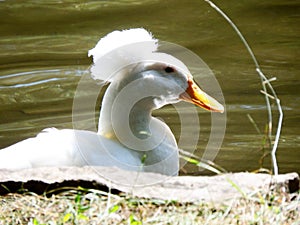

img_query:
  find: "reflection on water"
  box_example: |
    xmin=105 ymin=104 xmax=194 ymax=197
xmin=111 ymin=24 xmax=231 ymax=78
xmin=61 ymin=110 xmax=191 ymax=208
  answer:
xmin=0 ymin=69 xmax=67 ymax=88
xmin=0 ymin=0 xmax=299 ymax=174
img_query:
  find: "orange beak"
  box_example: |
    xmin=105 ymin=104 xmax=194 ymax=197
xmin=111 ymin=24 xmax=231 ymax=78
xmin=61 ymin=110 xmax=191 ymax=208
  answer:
xmin=179 ymin=77 xmax=224 ymax=113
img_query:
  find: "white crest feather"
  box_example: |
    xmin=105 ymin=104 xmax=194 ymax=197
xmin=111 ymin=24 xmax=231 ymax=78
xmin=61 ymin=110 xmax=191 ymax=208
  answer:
xmin=88 ymin=28 xmax=158 ymax=81
xmin=88 ymin=28 xmax=190 ymax=82
xmin=88 ymin=28 xmax=157 ymax=63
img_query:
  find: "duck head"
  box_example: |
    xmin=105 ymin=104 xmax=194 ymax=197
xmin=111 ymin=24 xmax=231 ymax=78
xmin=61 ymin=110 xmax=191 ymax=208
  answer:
xmin=89 ymin=28 xmax=224 ymax=142
xmin=110 ymin=60 xmax=224 ymax=113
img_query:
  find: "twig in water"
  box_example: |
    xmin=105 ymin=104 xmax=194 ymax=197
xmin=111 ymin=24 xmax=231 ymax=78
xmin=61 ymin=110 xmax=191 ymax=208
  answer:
xmin=247 ymin=114 xmax=262 ymax=135
xmin=204 ymin=0 xmax=283 ymax=175
xmin=179 ymin=148 xmax=227 ymax=174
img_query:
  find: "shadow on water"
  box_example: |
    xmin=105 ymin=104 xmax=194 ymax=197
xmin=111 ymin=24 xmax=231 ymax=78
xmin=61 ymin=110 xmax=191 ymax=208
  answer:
xmin=0 ymin=0 xmax=299 ymax=175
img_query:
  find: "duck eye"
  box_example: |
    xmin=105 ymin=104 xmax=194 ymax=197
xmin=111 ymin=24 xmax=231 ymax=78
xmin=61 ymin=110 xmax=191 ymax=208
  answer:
xmin=164 ymin=66 xmax=175 ymax=73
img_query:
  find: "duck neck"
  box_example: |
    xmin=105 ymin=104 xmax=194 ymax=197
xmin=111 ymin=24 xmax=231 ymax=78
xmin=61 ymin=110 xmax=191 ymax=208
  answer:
xmin=129 ymin=97 xmax=155 ymax=139
xmin=98 ymin=82 xmax=155 ymax=141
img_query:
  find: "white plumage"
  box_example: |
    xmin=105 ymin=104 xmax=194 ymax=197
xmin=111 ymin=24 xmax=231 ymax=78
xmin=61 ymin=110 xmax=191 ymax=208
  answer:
xmin=0 ymin=28 xmax=224 ymax=175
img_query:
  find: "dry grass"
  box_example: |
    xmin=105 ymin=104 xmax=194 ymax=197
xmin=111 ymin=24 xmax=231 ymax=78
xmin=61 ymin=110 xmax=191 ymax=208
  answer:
xmin=0 ymin=187 xmax=299 ymax=225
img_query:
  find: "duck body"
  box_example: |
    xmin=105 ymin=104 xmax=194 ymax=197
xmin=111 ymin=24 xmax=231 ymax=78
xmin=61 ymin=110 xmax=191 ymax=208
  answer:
xmin=0 ymin=28 xmax=223 ymax=175
xmin=0 ymin=67 xmax=180 ymax=175
xmin=0 ymin=126 xmax=178 ymax=175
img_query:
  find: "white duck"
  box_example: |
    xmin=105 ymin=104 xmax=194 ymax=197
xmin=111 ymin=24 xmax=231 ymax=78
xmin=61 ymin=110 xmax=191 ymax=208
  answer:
xmin=0 ymin=28 xmax=224 ymax=176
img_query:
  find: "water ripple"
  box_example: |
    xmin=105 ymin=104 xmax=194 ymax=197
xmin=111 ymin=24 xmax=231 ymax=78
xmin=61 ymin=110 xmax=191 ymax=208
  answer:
xmin=0 ymin=68 xmax=89 ymax=89
xmin=0 ymin=69 xmax=60 ymax=79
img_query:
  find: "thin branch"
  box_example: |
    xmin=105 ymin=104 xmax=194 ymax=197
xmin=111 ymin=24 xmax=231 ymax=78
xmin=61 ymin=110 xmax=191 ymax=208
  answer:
xmin=260 ymin=90 xmax=276 ymax=100
xmin=204 ymin=0 xmax=283 ymax=175
xmin=247 ymin=114 xmax=261 ymax=135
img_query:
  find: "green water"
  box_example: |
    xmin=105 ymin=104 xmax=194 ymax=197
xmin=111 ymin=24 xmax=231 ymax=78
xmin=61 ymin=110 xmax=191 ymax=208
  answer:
xmin=0 ymin=0 xmax=299 ymax=174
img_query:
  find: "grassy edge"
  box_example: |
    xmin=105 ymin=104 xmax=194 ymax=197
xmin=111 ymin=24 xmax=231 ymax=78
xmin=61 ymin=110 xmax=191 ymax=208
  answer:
xmin=0 ymin=185 xmax=299 ymax=225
